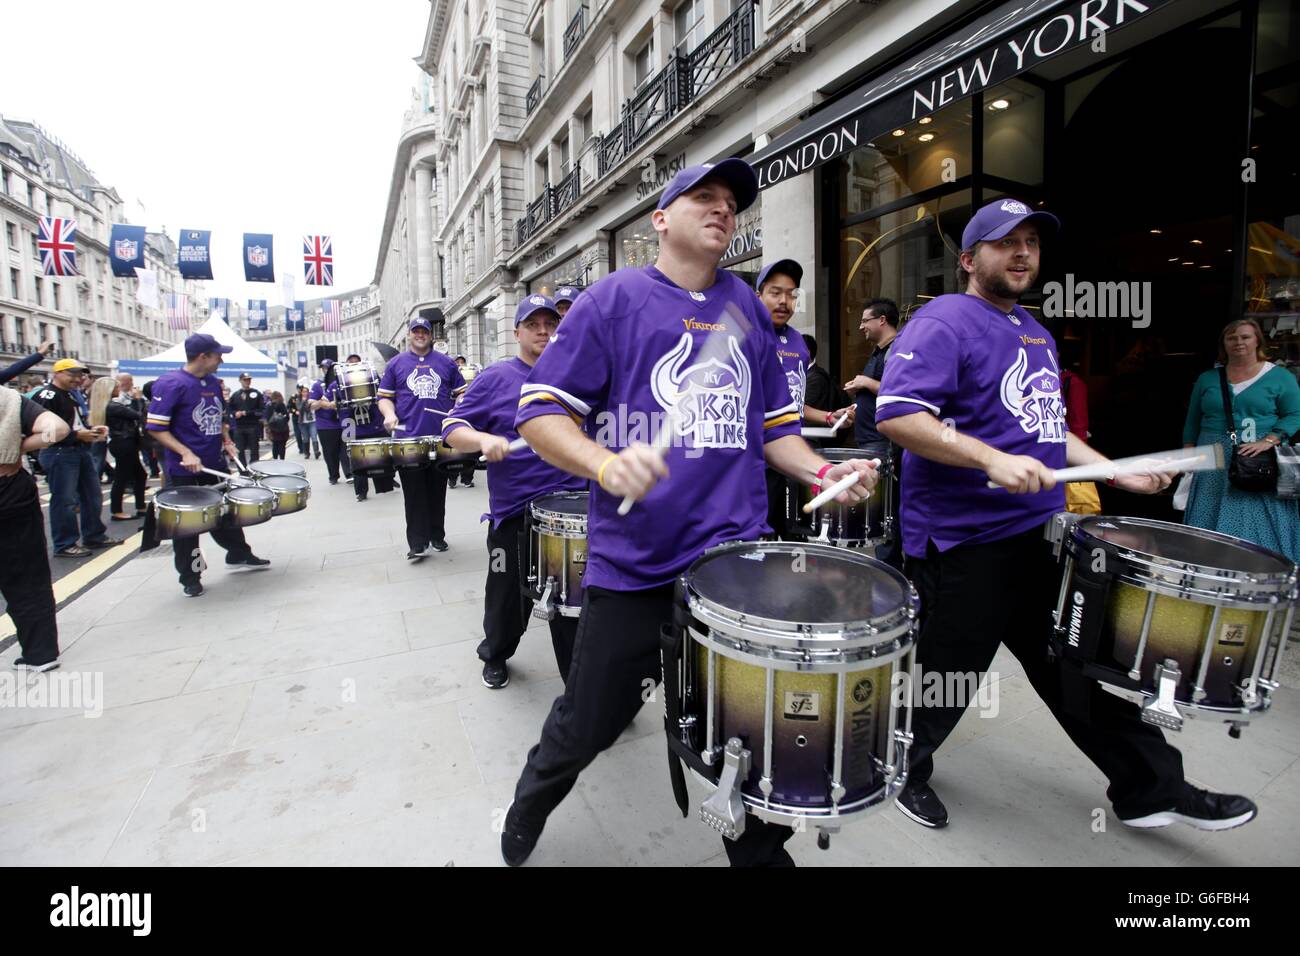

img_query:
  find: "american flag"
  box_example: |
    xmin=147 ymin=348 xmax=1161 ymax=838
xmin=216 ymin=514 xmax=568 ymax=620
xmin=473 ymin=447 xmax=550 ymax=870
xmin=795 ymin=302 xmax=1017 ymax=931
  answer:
xmin=303 ymin=235 xmax=333 ymax=286
xmin=322 ymin=299 xmax=342 ymax=333
xmin=166 ymin=293 xmax=191 ymax=331
xmin=38 ymin=217 xmax=79 ymax=276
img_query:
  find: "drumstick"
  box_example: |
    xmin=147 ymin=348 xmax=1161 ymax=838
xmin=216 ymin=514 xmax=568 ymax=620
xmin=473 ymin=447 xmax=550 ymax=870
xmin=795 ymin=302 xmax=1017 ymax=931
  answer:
xmin=199 ymin=467 xmax=232 ymax=480
xmin=830 ymin=410 xmax=851 ymax=432
xmin=616 ymin=407 xmax=683 ymax=516
xmin=478 ymin=437 xmax=529 ymax=463
xmin=801 ymin=426 xmax=836 ymax=438
xmin=802 ymin=473 xmax=866 ymax=513
xmin=984 ymin=444 xmax=1222 ymax=489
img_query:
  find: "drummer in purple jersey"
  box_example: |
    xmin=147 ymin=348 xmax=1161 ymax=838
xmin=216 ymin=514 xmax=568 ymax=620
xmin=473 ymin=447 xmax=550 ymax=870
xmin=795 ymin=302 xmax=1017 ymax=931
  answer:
xmin=876 ymin=198 xmax=1256 ymax=833
xmin=442 ymin=295 xmax=586 ymax=690
xmin=755 ymin=259 xmax=855 ymax=539
xmin=340 ymin=353 xmax=397 ymax=503
xmin=378 ymin=316 xmax=465 ymax=561
xmin=499 ymin=159 xmax=879 ymax=867
xmin=309 ymin=360 xmax=353 ymax=486
xmin=146 ymin=333 xmax=271 ymax=598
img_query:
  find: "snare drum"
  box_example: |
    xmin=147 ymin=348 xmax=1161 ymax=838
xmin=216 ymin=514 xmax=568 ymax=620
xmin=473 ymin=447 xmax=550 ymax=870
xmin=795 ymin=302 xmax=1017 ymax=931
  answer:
xmin=387 ymin=435 xmax=434 ymax=469
xmin=347 ymin=437 xmax=392 ymax=475
xmin=259 ymin=475 xmax=311 ymax=515
xmin=222 ymin=485 xmax=277 ymax=528
xmin=249 ymin=460 xmax=307 ymax=480
xmin=335 ymin=362 xmax=379 ymax=408
xmin=1052 ymin=514 xmax=1297 ymax=733
xmin=525 ymin=492 xmax=588 ymax=619
xmin=665 ymin=541 xmax=916 ymax=839
xmin=153 ymin=487 xmax=225 ymax=539
xmin=798 ymin=449 xmax=892 ymax=547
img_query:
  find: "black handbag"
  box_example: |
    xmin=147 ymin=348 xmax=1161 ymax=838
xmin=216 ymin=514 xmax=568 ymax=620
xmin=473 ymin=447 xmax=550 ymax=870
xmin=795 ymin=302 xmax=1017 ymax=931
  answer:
xmin=1219 ymin=367 xmax=1278 ymax=493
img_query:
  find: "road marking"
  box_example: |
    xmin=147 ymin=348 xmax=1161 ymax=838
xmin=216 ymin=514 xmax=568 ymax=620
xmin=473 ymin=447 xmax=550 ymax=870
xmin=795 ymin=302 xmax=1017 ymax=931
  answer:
xmin=0 ymin=532 xmax=143 ymax=640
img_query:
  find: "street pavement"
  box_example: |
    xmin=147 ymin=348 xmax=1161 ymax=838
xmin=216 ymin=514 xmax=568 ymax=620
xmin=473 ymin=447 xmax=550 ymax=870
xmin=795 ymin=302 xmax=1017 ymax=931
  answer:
xmin=1 ymin=450 xmax=1298 ymax=867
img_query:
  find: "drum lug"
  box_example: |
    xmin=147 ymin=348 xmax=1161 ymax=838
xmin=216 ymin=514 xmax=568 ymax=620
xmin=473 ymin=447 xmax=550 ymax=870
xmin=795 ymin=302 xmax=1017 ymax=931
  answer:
xmin=699 ymin=737 xmax=750 ymax=841
xmin=1140 ymin=659 xmax=1185 ymax=732
xmin=531 ymin=580 xmax=557 ymax=622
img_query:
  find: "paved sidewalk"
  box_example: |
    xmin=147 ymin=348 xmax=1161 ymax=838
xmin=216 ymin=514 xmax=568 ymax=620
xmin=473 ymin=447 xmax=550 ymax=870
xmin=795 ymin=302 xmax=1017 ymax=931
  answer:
xmin=1 ymin=452 xmax=1297 ymax=867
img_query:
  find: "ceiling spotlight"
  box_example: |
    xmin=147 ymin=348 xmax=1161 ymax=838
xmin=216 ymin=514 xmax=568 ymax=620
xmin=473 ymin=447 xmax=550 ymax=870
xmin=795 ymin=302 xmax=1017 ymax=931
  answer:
xmin=1167 ymin=257 xmax=1180 ymax=262
xmin=1190 ymin=239 xmax=1203 ymax=245
xmin=1182 ymin=261 xmax=1194 ymax=266
xmin=918 ymin=116 xmax=933 ymax=125
xmin=1199 ymin=264 xmax=1212 ymax=269
xmin=989 ymin=98 xmax=1011 ymax=110
xmin=892 ymin=129 xmax=906 ymax=137
xmin=918 ymin=133 xmax=935 ymax=142
xmin=1149 ymin=229 xmax=1162 ymax=235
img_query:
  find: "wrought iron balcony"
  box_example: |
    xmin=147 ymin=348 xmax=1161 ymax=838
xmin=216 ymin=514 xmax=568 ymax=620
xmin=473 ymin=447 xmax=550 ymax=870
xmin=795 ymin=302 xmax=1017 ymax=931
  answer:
xmin=684 ymin=0 xmax=759 ymax=103
xmin=526 ymin=75 xmax=546 ymax=115
xmin=553 ymin=165 xmax=583 ymax=217
xmin=563 ymin=4 xmax=589 ymax=61
xmin=515 ymin=184 xmax=556 ymax=247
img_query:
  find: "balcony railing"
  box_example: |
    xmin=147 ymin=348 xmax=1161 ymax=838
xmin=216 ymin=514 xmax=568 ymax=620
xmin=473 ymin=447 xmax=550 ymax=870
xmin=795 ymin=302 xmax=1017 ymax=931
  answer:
xmin=526 ymin=75 xmax=546 ymax=116
xmin=683 ymin=0 xmax=758 ymax=103
xmin=553 ymin=165 xmax=583 ymax=217
xmin=563 ymin=4 xmax=589 ymax=60
xmin=515 ymin=184 xmax=556 ymax=247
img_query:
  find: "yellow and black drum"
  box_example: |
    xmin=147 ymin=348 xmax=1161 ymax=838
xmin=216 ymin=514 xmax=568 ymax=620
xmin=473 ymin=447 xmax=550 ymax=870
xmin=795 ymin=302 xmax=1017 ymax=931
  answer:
xmin=663 ymin=541 xmax=916 ymax=844
xmin=1052 ymin=514 xmax=1297 ymax=735
xmin=335 ymin=361 xmax=379 ymax=409
xmin=347 ymin=437 xmax=392 ymax=475
xmin=525 ymin=492 xmax=588 ymax=619
xmin=798 ymin=448 xmax=892 ymax=548
xmin=153 ymin=486 xmax=224 ymax=539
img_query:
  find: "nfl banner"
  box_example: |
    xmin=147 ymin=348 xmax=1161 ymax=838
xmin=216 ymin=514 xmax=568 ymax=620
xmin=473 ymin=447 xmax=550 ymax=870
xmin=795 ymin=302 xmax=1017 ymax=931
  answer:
xmin=208 ymin=297 xmax=229 ymax=323
xmin=177 ymin=229 xmax=213 ymax=280
xmin=109 ymin=223 xmax=147 ymax=277
xmin=297 ymin=350 xmax=308 ymax=368
xmin=285 ymin=300 xmax=305 ymax=332
xmin=243 ymin=232 xmax=275 ymax=283
xmin=303 ymin=235 xmax=333 ymax=286
xmin=247 ymin=299 xmax=268 ymax=330
xmin=277 ymin=349 xmax=289 ymax=366
xmin=38 ymin=217 xmax=79 ymax=276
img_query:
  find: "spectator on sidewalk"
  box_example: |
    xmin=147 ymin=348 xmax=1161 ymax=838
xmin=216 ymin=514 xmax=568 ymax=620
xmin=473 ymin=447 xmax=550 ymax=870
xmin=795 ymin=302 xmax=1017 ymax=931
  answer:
xmin=296 ymin=383 xmax=321 ymax=458
xmin=802 ymin=334 xmax=852 ymax=448
xmin=266 ymin=391 xmax=291 ymax=460
xmin=140 ymin=380 xmax=161 ymax=479
xmin=228 ymin=374 xmax=265 ymax=467
xmin=0 ymin=340 xmax=55 ymax=386
xmin=107 ymin=374 xmax=147 ymax=520
xmin=1 ymin=385 xmax=71 ymax=671
xmin=86 ymin=376 xmax=115 ymax=485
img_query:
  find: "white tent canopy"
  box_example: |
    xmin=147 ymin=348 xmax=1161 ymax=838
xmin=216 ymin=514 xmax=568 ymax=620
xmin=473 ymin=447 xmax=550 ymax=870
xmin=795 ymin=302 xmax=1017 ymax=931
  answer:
xmin=117 ymin=316 xmax=286 ymax=394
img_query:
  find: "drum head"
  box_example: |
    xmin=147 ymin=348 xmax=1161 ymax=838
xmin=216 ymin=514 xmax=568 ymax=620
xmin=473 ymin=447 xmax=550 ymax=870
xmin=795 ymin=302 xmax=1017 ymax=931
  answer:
xmin=226 ymin=487 xmax=276 ymax=504
xmin=1077 ymin=516 xmax=1294 ymax=576
xmin=821 ymin=447 xmax=890 ymax=474
xmin=156 ymin=487 xmax=223 ymax=508
xmin=687 ymin=542 xmax=905 ymax=626
xmin=260 ymin=476 xmax=309 ymax=492
xmin=533 ymin=492 xmax=588 ymax=516
xmin=250 ymin=461 xmax=307 ymax=478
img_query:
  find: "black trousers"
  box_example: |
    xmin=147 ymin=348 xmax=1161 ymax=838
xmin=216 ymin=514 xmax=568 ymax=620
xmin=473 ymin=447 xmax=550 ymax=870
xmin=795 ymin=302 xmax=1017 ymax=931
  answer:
xmin=905 ymin=527 xmax=1186 ymax=819
xmin=399 ymin=464 xmax=446 ymax=551
xmin=354 ymin=467 xmax=395 ymax=497
xmin=763 ymin=468 xmax=806 ymax=541
xmin=317 ymin=428 xmax=351 ymax=483
xmin=478 ymin=511 xmax=577 ymax=679
xmin=234 ymin=427 xmax=260 ymax=466
xmin=512 ymin=583 xmax=796 ymax=866
xmin=109 ymin=437 xmax=147 ymax=512
xmin=0 ymin=497 xmax=59 ymax=665
xmin=858 ymin=441 xmax=902 ymax=570
xmin=167 ymin=472 xmax=253 ymax=586
xmin=270 ymin=438 xmax=287 ymax=460
xmin=446 ymin=460 xmax=475 ymax=487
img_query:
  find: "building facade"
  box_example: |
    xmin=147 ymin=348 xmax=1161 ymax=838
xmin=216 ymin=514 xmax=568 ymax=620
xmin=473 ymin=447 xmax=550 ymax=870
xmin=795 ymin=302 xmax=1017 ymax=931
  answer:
xmin=242 ymin=286 xmax=383 ymax=381
xmin=0 ymin=117 xmax=204 ymax=381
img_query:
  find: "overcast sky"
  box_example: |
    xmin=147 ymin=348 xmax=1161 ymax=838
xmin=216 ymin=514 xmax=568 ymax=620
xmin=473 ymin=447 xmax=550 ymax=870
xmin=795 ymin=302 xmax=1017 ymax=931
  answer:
xmin=2 ymin=0 xmax=428 ymax=307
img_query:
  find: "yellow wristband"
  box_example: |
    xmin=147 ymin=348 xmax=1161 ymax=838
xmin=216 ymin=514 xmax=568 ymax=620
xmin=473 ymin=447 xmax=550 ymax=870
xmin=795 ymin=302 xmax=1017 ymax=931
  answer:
xmin=596 ymin=454 xmax=618 ymax=491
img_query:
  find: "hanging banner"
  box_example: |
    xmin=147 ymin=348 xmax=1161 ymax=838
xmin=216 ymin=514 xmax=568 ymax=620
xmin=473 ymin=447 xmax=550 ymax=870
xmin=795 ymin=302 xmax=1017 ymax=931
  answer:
xmin=277 ymin=349 xmax=289 ymax=366
xmin=247 ymin=299 xmax=268 ymax=330
xmin=243 ymin=232 xmax=275 ymax=282
xmin=280 ymin=272 xmax=296 ymax=310
xmin=38 ymin=217 xmax=79 ymax=276
xmin=109 ymin=223 xmax=147 ymax=277
xmin=208 ymin=297 xmax=229 ymax=323
xmin=297 ymin=350 xmax=308 ymax=368
xmin=285 ymin=300 xmax=305 ymax=332
xmin=303 ymin=235 xmax=333 ymax=286
xmin=136 ymin=269 xmax=160 ymax=309
xmin=177 ymin=229 xmax=214 ymax=280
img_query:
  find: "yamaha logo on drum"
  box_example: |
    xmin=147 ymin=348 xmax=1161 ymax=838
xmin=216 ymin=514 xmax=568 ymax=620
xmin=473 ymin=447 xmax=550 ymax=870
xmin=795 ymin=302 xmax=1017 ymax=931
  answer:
xmin=852 ymin=678 xmax=874 ymax=705
xmin=1067 ymin=590 xmax=1086 ymax=648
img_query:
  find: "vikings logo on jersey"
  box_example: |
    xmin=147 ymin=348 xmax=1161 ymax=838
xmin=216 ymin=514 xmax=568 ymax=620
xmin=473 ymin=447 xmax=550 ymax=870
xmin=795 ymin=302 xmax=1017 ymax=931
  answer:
xmin=1000 ymin=348 xmax=1066 ymax=443
xmin=785 ymin=366 xmax=806 ymax=409
xmin=406 ymin=366 xmax=442 ymax=400
xmin=651 ymin=333 xmax=751 ymax=450
xmin=192 ymin=395 xmax=224 ymax=437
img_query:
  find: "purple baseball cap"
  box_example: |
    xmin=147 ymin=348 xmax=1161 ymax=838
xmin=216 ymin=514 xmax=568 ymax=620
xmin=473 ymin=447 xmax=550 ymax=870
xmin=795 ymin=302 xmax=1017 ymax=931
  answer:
xmin=184 ymin=333 xmax=233 ymax=358
xmin=554 ymin=286 xmax=582 ymax=305
xmin=961 ymin=198 xmax=1060 ymax=251
xmin=755 ymin=259 xmax=803 ymax=292
xmin=657 ymin=158 xmax=758 ymax=214
xmin=409 ymin=316 xmax=433 ymax=333
xmin=515 ymin=294 xmax=559 ymax=327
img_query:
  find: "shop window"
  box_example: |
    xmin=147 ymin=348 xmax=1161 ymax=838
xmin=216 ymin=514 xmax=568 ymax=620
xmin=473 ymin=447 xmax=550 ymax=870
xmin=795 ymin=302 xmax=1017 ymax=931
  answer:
xmin=982 ymin=79 xmax=1045 ymax=187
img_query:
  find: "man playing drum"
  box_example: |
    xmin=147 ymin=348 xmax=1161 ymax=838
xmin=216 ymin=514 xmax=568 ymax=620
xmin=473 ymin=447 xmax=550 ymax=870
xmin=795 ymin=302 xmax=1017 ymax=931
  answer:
xmin=499 ymin=159 xmax=879 ymax=866
xmin=378 ymin=316 xmax=464 ymax=561
xmin=442 ymin=295 xmax=586 ymax=690
xmin=341 ymin=353 xmax=395 ymax=503
xmin=146 ymin=333 xmax=271 ymax=598
xmin=876 ymin=198 xmax=1256 ymax=832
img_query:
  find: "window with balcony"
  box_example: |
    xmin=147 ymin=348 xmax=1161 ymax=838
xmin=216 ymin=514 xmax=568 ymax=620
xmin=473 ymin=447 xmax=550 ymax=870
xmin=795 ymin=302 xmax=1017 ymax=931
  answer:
xmin=634 ymin=36 xmax=655 ymax=90
xmin=30 ymin=234 xmax=39 ymax=261
xmin=674 ymin=0 xmax=705 ymax=57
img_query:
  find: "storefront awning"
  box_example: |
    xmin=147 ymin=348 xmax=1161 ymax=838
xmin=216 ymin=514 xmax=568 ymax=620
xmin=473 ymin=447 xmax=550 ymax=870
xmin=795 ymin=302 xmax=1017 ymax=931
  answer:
xmin=751 ymin=0 xmax=1176 ymax=190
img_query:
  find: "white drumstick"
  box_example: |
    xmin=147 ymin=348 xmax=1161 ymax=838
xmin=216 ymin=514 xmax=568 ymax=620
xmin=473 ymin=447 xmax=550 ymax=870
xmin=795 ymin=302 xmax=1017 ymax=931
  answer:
xmin=801 ymin=426 xmax=836 ymax=438
xmin=802 ymin=472 xmax=866 ymax=513
xmin=830 ymin=410 xmax=851 ymax=432
xmin=200 ymin=467 xmax=232 ymax=480
xmin=985 ymin=449 xmax=1217 ymax=489
xmin=479 ymin=436 xmax=529 ymax=463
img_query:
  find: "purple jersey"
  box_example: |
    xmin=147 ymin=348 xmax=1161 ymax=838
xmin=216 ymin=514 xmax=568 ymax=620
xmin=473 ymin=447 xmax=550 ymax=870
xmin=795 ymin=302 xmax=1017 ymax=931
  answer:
xmin=378 ymin=350 xmax=464 ymax=438
xmin=443 ymin=357 xmax=586 ymax=526
xmin=772 ymin=323 xmax=810 ymax=412
xmin=309 ymin=379 xmax=341 ymax=430
xmin=875 ymin=293 xmax=1067 ymax=558
xmin=146 ymin=368 xmax=228 ymax=476
xmin=516 ymin=264 xmax=801 ymax=591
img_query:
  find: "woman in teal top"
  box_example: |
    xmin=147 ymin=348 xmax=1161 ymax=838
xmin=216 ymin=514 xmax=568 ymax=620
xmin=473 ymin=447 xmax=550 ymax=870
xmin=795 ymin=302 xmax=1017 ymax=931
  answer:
xmin=1182 ymin=318 xmax=1300 ymax=563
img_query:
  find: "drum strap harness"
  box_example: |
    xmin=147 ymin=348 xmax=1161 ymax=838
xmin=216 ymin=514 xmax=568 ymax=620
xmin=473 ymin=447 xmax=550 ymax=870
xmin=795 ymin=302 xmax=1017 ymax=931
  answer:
xmin=659 ymin=592 xmax=716 ymax=819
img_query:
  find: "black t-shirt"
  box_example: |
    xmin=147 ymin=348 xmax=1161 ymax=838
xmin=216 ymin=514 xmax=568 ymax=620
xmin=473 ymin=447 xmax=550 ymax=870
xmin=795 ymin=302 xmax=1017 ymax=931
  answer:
xmin=1 ymin=395 xmax=45 ymax=515
xmin=854 ymin=344 xmax=891 ymax=448
xmin=30 ymin=384 xmax=82 ymax=447
xmin=228 ymin=388 xmax=264 ymax=429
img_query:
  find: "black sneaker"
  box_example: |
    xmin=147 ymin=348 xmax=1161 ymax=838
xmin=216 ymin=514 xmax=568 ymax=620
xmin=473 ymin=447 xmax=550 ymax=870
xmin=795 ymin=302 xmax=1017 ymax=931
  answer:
xmin=82 ymin=537 xmax=123 ymax=549
xmin=429 ymin=539 xmax=449 ymax=553
xmin=482 ymin=661 xmax=509 ymax=689
xmin=895 ymin=782 xmax=949 ymax=829
xmin=14 ymin=656 xmax=60 ymax=673
xmin=501 ymin=802 xmax=542 ymax=867
xmin=345 ymin=476 xmax=354 ymax=484
xmin=356 ymin=493 xmax=368 ymax=502
xmin=1120 ymin=785 xmax=1258 ymax=832
xmin=54 ymin=545 xmax=92 ymax=558
xmin=183 ymin=582 xmax=204 ymax=597
xmin=225 ymin=555 xmax=271 ymax=571
xmin=329 ymin=479 xmax=338 ymax=485
xmin=406 ymin=547 xmax=428 ymax=562
xmin=462 ymin=480 xmax=474 ymax=488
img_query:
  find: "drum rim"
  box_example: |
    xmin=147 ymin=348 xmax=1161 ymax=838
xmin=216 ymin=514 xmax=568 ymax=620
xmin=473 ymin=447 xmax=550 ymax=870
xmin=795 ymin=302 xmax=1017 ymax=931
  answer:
xmin=530 ymin=491 xmax=589 ymax=524
xmin=156 ymin=486 xmax=224 ymax=504
xmin=681 ymin=540 xmax=918 ymax=656
xmin=225 ymin=487 xmax=277 ymax=503
xmin=818 ymin=447 xmax=892 ymax=475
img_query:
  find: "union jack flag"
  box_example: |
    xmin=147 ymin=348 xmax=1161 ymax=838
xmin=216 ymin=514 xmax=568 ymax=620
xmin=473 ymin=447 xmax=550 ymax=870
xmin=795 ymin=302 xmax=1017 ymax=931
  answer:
xmin=303 ymin=234 xmax=333 ymax=286
xmin=322 ymin=299 xmax=342 ymax=333
xmin=38 ymin=217 xmax=79 ymax=276
xmin=166 ymin=293 xmax=191 ymax=331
